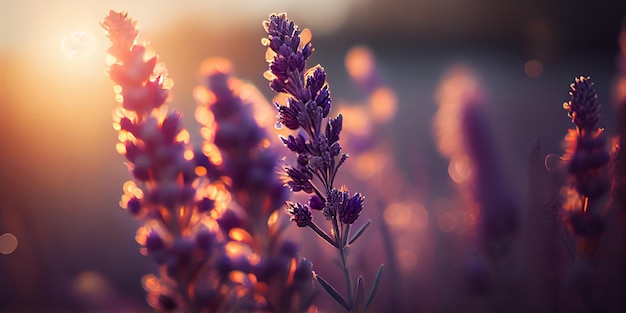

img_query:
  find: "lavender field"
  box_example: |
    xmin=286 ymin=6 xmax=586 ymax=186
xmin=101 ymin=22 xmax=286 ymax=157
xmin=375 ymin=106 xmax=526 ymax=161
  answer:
xmin=1 ymin=1 xmax=626 ymax=312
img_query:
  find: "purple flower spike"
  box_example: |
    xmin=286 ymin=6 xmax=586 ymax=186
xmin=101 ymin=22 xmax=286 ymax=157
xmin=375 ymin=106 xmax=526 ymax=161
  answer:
xmin=341 ymin=193 xmax=364 ymax=225
xmin=285 ymin=165 xmax=314 ymax=193
xmin=564 ymin=76 xmax=601 ymax=132
xmin=287 ymin=202 xmax=312 ymax=227
xmin=264 ymin=13 xmax=378 ymax=311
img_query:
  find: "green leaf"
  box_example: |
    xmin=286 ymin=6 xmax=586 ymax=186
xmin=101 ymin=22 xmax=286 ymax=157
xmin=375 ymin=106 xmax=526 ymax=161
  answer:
xmin=364 ymin=264 xmax=384 ymax=311
xmin=315 ymin=272 xmax=350 ymax=311
xmin=348 ymin=220 xmax=371 ymax=245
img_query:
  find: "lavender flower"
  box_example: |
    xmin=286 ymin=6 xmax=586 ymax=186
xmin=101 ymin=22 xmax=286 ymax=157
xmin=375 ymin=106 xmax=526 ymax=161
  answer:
xmin=194 ymin=59 xmax=315 ymax=312
xmin=103 ymin=11 xmax=258 ymax=312
xmin=561 ymin=76 xmax=614 ymax=256
xmin=263 ymin=13 xmax=382 ymax=312
xmin=433 ymin=65 xmax=518 ymax=255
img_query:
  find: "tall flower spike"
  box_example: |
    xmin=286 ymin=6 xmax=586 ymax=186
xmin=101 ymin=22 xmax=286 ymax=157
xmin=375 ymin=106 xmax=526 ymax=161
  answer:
xmin=434 ymin=65 xmax=518 ymax=255
xmin=561 ymin=76 xmax=614 ymax=257
xmin=263 ymin=13 xmax=382 ymax=312
xmin=563 ymin=76 xmax=601 ymax=133
xmin=195 ymin=59 xmax=315 ymax=312
xmin=103 ymin=11 xmax=247 ymax=313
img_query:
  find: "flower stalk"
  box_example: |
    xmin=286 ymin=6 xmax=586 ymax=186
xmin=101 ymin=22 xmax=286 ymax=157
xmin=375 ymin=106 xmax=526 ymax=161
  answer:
xmin=262 ymin=13 xmax=383 ymax=312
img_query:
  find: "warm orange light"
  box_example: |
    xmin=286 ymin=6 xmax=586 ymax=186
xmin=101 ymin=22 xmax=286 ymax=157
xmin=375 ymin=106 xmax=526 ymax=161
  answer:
xmin=195 ymin=166 xmax=207 ymax=177
xmin=225 ymin=242 xmax=250 ymax=259
xmin=561 ymin=186 xmax=584 ymax=212
xmin=353 ymin=152 xmax=384 ymax=180
xmin=524 ymin=60 xmax=544 ymax=79
xmin=141 ymin=274 xmax=161 ymax=293
xmin=0 ymin=233 xmax=18 ymax=255
xmin=369 ymin=87 xmax=397 ymax=123
xmin=62 ymin=31 xmax=94 ymax=58
xmin=285 ymin=258 xmax=297 ymax=286
xmin=176 ymin=129 xmax=190 ymax=144
xmin=384 ymin=202 xmax=413 ymax=228
xmin=299 ymin=28 xmax=312 ymax=49
xmin=123 ymin=180 xmax=144 ymax=199
xmin=340 ymin=105 xmax=371 ymax=136
xmin=202 ymin=143 xmax=223 ymax=166
xmin=201 ymin=58 xmax=233 ymax=76
xmin=229 ymin=228 xmax=253 ymax=243
xmin=115 ymin=142 xmax=127 ymax=155
xmin=263 ymin=70 xmax=276 ymax=81
xmin=345 ymin=46 xmax=374 ymax=81
xmin=262 ymin=39 xmax=277 ymax=63
xmin=183 ymin=149 xmax=194 ymax=161
xmin=105 ymin=54 xmax=117 ymax=66
xmin=135 ymin=226 xmax=150 ymax=245
xmin=448 ymin=155 xmax=472 ymax=184
xmin=267 ymin=210 xmax=279 ymax=227
xmin=195 ymin=105 xmax=213 ymax=126
xmin=433 ymin=65 xmax=482 ymax=158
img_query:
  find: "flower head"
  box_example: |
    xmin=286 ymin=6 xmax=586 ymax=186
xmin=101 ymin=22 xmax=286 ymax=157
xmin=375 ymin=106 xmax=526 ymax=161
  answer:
xmin=287 ymin=202 xmax=313 ymax=227
xmin=563 ymin=76 xmax=601 ymax=133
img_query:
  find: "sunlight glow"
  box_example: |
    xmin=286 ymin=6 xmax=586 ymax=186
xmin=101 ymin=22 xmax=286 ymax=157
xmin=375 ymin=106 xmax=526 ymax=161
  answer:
xmin=0 ymin=233 xmax=18 ymax=255
xmin=176 ymin=129 xmax=190 ymax=144
xmin=184 ymin=149 xmax=195 ymax=161
xmin=123 ymin=180 xmax=144 ymax=199
xmin=62 ymin=31 xmax=94 ymax=58
xmin=524 ymin=60 xmax=543 ymax=79
xmin=448 ymin=155 xmax=472 ymax=184
xmin=369 ymin=87 xmax=397 ymax=123
xmin=225 ymin=242 xmax=250 ymax=259
xmin=115 ymin=142 xmax=126 ymax=155
xmin=195 ymin=166 xmax=207 ymax=177
xmin=229 ymin=228 xmax=253 ymax=244
xmin=341 ymin=106 xmax=371 ymax=136
xmin=142 ymin=274 xmax=160 ymax=292
xmin=345 ymin=46 xmax=374 ymax=82
xmin=354 ymin=152 xmax=385 ymax=179
xmin=267 ymin=210 xmax=279 ymax=228
xmin=384 ymin=202 xmax=413 ymax=228
xmin=286 ymin=258 xmax=297 ymax=286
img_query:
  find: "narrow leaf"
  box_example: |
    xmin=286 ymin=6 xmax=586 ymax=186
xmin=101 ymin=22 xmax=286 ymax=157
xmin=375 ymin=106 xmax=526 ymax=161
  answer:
xmin=315 ymin=272 xmax=350 ymax=311
xmin=348 ymin=220 xmax=371 ymax=245
xmin=353 ymin=276 xmax=366 ymax=313
xmin=364 ymin=264 xmax=384 ymax=311
xmin=308 ymin=221 xmax=337 ymax=248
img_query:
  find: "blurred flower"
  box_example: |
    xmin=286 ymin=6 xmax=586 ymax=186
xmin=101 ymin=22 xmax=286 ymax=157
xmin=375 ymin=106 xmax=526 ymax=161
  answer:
xmin=195 ymin=58 xmax=315 ymax=312
xmin=433 ymin=65 xmax=518 ymax=255
xmin=560 ymin=76 xmax=615 ymax=257
xmin=104 ymin=11 xmax=254 ymax=312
